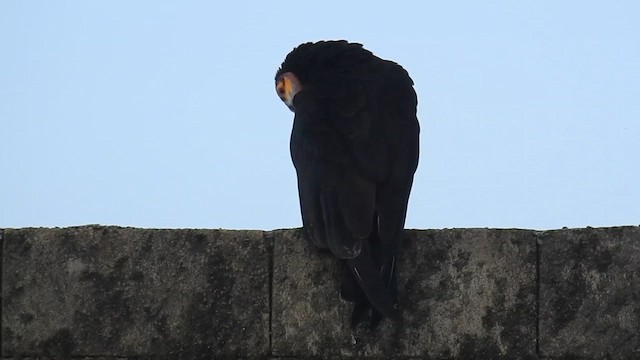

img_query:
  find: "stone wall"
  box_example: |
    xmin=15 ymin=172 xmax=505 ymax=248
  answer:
xmin=1 ymin=225 xmax=639 ymax=359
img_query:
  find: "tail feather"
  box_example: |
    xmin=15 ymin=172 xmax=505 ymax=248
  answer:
xmin=345 ymin=242 xmax=399 ymax=321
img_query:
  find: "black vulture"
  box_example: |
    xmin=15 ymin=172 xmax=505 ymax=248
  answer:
xmin=275 ymin=40 xmax=420 ymax=327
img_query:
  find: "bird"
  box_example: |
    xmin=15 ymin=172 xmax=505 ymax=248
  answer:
xmin=275 ymin=40 xmax=419 ymax=328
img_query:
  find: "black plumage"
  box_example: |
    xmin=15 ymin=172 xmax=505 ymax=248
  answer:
xmin=275 ymin=40 xmax=419 ymax=327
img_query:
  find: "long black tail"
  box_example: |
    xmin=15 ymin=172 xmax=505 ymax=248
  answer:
xmin=342 ymin=239 xmax=399 ymax=327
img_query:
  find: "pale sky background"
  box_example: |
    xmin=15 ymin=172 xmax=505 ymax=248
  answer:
xmin=2 ymin=1 xmax=639 ymax=230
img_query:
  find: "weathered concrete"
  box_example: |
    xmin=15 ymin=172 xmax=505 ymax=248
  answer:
xmin=539 ymin=227 xmax=640 ymax=359
xmin=2 ymin=226 xmax=270 ymax=358
xmin=272 ymin=228 xmax=536 ymax=359
xmin=2 ymin=225 xmax=639 ymax=359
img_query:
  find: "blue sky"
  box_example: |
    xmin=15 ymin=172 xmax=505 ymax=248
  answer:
xmin=2 ymin=1 xmax=639 ymax=230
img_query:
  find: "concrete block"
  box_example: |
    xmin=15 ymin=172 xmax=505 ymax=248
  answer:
xmin=2 ymin=226 xmax=270 ymax=358
xmin=271 ymin=228 xmax=537 ymax=358
xmin=539 ymin=226 xmax=640 ymax=359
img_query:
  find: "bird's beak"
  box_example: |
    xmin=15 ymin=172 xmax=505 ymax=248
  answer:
xmin=276 ymin=72 xmax=301 ymax=112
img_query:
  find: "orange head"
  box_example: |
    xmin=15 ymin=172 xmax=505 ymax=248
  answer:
xmin=275 ymin=72 xmax=302 ymax=112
